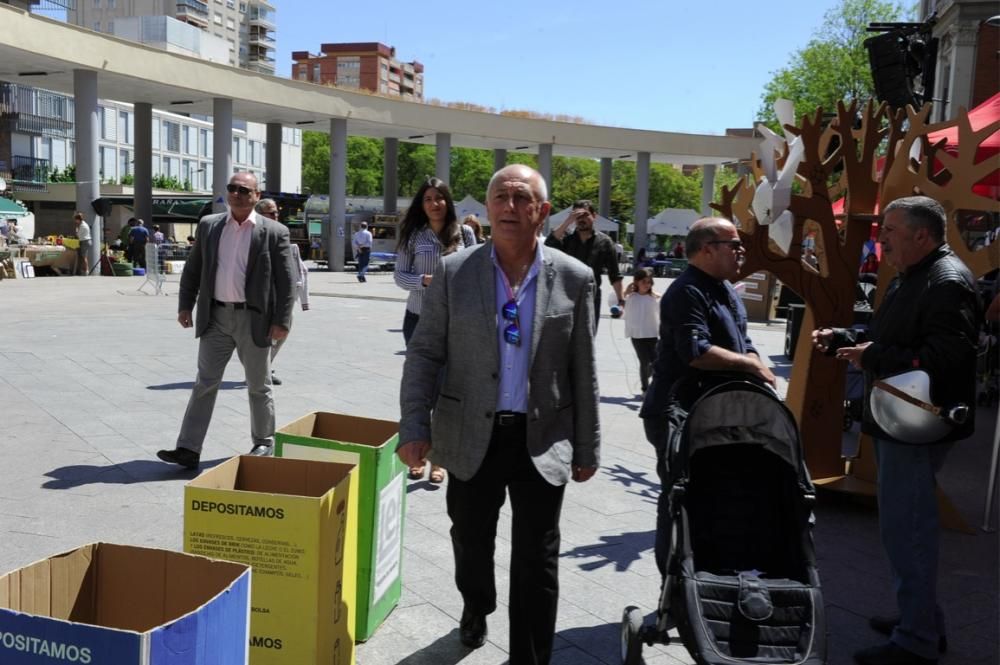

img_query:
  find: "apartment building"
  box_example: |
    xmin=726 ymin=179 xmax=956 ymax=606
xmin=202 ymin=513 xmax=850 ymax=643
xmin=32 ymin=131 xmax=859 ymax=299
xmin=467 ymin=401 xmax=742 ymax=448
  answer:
xmin=0 ymin=82 xmax=302 ymax=194
xmin=67 ymin=0 xmax=276 ymax=74
xmin=291 ymin=42 xmax=424 ymax=100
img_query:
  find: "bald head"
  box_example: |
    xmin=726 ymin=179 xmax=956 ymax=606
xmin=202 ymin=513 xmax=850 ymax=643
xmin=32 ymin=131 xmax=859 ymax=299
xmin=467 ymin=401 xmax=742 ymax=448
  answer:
xmin=487 ymin=164 xmax=548 ymax=203
xmin=686 ymin=217 xmax=745 ymax=281
xmin=686 ymin=217 xmax=737 ymax=256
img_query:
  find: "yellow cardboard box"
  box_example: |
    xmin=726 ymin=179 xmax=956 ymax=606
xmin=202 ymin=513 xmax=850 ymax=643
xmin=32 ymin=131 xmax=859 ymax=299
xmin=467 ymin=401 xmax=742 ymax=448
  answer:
xmin=184 ymin=455 xmax=359 ymax=665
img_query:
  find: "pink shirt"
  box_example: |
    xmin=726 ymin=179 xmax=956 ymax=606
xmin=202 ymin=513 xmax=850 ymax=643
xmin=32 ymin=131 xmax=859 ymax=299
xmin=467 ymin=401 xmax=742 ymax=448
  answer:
xmin=213 ymin=211 xmax=257 ymax=303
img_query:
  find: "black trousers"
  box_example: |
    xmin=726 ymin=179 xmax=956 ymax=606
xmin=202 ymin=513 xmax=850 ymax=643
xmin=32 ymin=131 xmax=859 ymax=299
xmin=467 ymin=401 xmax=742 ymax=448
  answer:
xmin=446 ymin=420 xmax=566 ymax=665
xmin=630 ymin=338 xmax=657 ymax=391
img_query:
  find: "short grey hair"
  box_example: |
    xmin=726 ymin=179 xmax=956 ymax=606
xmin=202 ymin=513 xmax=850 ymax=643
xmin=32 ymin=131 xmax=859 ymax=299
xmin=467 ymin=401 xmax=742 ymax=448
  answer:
xmin=884 ymin=195 xmax=946 ymax=242
xmin=255 ymin=198 xmax=278 ymax=214
xmin=486 ymin=164 xmax=548 ymax=203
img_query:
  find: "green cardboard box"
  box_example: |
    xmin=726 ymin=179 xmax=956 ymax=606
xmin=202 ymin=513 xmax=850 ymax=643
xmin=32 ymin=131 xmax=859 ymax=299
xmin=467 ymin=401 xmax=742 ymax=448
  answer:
xmin=276 ymin=412 xmax=405 ymax=642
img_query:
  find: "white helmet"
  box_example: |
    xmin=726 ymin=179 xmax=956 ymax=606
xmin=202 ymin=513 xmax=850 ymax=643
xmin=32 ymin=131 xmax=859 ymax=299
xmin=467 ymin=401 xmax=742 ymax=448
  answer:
xmin=870 ymin=370 xmax=968 ymax=444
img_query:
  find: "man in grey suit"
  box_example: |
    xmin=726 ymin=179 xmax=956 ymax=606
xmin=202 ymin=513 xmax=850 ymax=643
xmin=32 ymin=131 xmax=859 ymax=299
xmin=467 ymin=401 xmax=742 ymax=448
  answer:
xmin=157 ymin=172 xmax=295 ymax=468
xmin=398 ymin=164 xmax=600 ymax=665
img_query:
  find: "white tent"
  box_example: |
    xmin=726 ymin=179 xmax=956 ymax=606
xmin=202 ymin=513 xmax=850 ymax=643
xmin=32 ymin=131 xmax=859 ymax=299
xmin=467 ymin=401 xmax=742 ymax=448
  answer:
xmin=454 ymin=195 xmax=489 ymax=226
xmin=548 ymin=207 xmax=619 ymax=234
xmin=647 ymin=207 xmax=700 ymax=236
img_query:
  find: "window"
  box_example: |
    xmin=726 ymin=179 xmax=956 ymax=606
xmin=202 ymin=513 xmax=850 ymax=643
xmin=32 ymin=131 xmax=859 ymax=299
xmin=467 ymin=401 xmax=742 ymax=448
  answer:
xmin=93 ymin=20 xmax=101 ymax=31
xmin=312 ymin=63 xmax=320 ymax=81
xmin=214 ymin=12 xmax=223 ymax=24
xmin=201 ymin=161 xmax=211 ymax=189
xmin=226 ymin=17 xmax=235 ymax=30
xmin=100 ymin=146 xmax=117 ymax=182
xmin=249 ymin=140 xmax=260 ymax=167
xmin=162 ymin=120 xmax=180 ymax=152
xmin=226 ymin=0 xmax=234 ymax=7
xmin=118 ymin=110 xmax=132 ymax=144
xmin=183 ymin=126 xmax=197 ymax=155
xmin=100 ymin=107 xmax=117 ymax=141
xmin=152 ymin=118 xmax=161 ymax=149
xmin=239 ymin=1 xmax=246 ymax=11
xmin=107 ymin=0 xmax=115 ymax=6
xmin=93 ymin=0 xmax=99 ymax=6
xmin=200 ymin=128 xmax=210 ymax=157
xmin=106 ymin=20 xmax=113 ymax=33
xmin=120 ymin=149 xmax=131 ymax=178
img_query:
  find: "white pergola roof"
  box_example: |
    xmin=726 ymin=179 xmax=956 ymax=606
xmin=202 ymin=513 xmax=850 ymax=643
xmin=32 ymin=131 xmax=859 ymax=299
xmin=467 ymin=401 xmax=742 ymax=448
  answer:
xmin=0 ymin=6 xmax=759 ymax=166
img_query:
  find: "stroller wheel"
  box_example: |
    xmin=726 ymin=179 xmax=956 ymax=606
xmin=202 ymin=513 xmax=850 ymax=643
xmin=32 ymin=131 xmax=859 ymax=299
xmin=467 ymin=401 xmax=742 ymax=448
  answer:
xmin=620 ymin=606 xmax=645 ymax=665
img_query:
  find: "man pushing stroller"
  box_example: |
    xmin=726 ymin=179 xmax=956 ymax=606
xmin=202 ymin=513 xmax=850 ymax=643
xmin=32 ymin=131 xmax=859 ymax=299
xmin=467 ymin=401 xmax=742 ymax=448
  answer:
xmin=640 ymin=216 xmax=775 ymax=577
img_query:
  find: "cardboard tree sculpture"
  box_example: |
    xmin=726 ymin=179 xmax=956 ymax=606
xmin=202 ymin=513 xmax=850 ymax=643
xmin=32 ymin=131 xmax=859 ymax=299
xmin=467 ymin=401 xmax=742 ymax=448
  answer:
xmin=714 ymin=99 xmax=1000 ymax=485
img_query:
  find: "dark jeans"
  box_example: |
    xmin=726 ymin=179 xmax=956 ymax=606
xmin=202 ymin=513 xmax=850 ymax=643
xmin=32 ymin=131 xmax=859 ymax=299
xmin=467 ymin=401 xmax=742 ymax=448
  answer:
xmin=631 ymin=338 xmax=657 ymax=391
xmin=642 ymin=389 xmax=689 ymax=580
xmin=402 ymin=309 xmax=419 ymax=346
xmin=446 ymin=422 xmax=566 ymax=665
xmin=356 ymin=247 xmax=371 ymax=279
xmin=131 ymin=241 xmax=147 ymax=268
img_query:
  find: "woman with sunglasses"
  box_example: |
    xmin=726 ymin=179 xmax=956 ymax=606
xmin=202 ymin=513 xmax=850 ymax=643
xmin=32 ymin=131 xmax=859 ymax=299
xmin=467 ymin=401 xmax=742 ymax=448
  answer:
xmin=394 ymin=177 xmax=475 ymax=483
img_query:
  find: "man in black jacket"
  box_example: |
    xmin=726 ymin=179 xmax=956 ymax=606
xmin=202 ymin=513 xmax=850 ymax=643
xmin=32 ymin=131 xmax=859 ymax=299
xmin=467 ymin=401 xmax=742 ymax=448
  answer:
xmin=812 ymin=196 xmax=979 ymax=665
xmin=545 ymin=199 xmax=624 ymax=331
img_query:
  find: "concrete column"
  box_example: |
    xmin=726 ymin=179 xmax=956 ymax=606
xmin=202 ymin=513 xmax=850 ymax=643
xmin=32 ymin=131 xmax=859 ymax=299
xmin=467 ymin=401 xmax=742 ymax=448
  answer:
xmin=265 ymin=122 xmax=282 ymax=193
xmin=599 ymin=157 xmax=613 ymax=219
xmin=537 ymin=143 xmax=553 ymax=233
xmin=701 ymin=163 xmax=717 ymax=217
xmin=328 ymin=118 xmax=347 ymax=272
xmin=944 ymin=23 xmax=978 ymax=120
xmin=133 ymin=102 xmax=153 ymax=233
xmin=435 ymin=132 xmax=451 ymax=183
xmin=383 ymin=137 xmax=398 ymax=213
xmin=212 ymin=98 xmax=233 ymax=213
xmin=73 ymin=69 xmax=100 ymax=273
xmin=493 ymin=148 xmax=507 ymax=173
xmin=634 ymin=152 xmax=650 ymax=253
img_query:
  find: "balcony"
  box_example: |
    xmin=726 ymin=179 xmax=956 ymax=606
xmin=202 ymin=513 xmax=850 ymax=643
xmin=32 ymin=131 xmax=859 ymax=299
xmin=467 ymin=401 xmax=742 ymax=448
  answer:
xmin=248 ymin=31 xmax=276 ymax=48
xmin=175 ymin=0 xmax=209 ymax=28
xmin=0 ymin=84 xmax=73 ymax=139
xmin=248 ymin=8 xmax=275 ymax=30
xmin=10 ymin=155 xmax=50 ymax=192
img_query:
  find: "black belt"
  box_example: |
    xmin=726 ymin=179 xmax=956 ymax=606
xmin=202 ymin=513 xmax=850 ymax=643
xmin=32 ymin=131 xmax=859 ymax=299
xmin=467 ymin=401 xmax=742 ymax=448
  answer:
xmin=358 ymin=246 xmax=371 ymax=252
xmin=212 ymin=299 xmax=257 ymax=312
xmin=494 ymin=411 xmax=526 ymax=427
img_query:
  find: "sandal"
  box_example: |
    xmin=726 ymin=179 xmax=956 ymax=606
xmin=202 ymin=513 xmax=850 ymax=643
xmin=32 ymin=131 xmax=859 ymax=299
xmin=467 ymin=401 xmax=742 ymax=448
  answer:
xmin=408 ymin=464 xmax=425 ymax=480
xmin=429 ymin=465 xmax=446 ymax=484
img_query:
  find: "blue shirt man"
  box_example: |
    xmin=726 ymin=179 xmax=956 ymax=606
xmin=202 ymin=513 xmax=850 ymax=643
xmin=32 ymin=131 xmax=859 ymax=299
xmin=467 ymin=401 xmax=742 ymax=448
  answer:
xmin=639 ymin=217 xmax=775 ymax=578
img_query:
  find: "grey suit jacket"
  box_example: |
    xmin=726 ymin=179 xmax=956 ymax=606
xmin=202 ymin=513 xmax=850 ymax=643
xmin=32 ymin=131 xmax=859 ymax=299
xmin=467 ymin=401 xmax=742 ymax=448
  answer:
xmin=178 ymin=211 xmax=296 ymax=348
xmin=399 ymin=241 xmax=600 ymax=485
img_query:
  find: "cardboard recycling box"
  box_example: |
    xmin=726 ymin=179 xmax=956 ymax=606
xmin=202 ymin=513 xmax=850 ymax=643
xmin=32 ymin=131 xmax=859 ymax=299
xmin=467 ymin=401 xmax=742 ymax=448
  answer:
xmin=0 ymin=543 xmax=251 ymax=665
xmin=184 ymin=455 xmax=358 ymax=665
xmin=276 ymin=413 xmax=405 ymax=642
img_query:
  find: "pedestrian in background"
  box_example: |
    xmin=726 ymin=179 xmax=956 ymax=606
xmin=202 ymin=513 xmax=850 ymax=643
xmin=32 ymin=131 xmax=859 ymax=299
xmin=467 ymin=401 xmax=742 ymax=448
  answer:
xmin=352 ymin=221 xmax=373 ymax=283
xmin=73 ymin=211 xmax=91 ymax=276
xmin=394 ymin=177 xmax=475 ymax=483
xmin=257 ymin=198 xmax=310 ymax=386
xmin=463 ymin=214 xmax=486 ymax=243
xmin=624 ymin=267 xmax=659 ymax=394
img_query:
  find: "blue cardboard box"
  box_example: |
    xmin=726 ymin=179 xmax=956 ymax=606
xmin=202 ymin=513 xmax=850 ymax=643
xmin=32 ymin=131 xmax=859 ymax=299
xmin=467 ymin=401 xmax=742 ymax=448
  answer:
xmin=0 ymin=543 xmax=250 ymax=665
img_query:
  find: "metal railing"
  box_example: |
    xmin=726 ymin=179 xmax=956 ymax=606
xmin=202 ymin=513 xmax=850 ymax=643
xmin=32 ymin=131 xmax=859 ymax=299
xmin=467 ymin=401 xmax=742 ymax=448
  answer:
xmin=11 ymin=155 xmax=50 ymax=190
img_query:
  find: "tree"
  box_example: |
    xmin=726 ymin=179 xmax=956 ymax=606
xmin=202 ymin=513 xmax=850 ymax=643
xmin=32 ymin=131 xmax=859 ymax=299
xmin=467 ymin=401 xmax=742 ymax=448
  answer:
xmin=759 ymin=0 xmax=909 ymax=128
xmin=301 ymin=131 xmax=330 ymax=194
xmin=346 ymin=137 xmax=383 ymax=196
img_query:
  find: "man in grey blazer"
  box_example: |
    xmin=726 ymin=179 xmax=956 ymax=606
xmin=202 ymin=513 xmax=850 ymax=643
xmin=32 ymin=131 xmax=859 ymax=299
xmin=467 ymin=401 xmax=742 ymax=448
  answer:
xmin=157 ymin=172 xmax=295 ymax=468
xmin=399 ymin=164 xmax=600 ymax=665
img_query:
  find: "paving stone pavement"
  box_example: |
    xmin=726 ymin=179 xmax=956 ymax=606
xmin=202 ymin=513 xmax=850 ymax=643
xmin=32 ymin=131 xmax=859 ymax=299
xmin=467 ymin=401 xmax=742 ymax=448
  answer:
xmin=0 ymin=267 xmax=996 ymax=665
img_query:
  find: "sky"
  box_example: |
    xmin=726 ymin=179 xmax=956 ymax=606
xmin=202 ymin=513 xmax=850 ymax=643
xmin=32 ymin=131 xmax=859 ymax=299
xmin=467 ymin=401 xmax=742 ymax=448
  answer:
xmin=272 ymin=0 xmax=845 ymax=136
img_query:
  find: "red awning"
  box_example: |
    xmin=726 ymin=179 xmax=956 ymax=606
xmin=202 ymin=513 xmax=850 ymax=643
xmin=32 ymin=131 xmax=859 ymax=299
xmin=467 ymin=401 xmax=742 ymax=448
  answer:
xmin=832 ymin=92 xmax=1000 ymax=214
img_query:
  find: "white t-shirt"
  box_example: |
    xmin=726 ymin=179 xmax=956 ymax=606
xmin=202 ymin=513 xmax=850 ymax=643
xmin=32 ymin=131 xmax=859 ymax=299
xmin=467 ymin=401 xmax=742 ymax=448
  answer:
xmin=76 ymin=220 xmax=91 ymax=242
xmin=624 ymin=292 xmax=659 ymax=339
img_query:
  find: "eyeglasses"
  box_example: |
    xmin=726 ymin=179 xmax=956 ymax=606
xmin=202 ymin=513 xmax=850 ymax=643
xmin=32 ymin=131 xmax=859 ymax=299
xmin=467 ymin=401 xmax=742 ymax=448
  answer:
xmin=502 ymin=298 xmax=521 ymax=346
xmin=226 ymin=184 xmax=255 ymax=196
xmin=707 ymin=239 xmax=745 ymax=250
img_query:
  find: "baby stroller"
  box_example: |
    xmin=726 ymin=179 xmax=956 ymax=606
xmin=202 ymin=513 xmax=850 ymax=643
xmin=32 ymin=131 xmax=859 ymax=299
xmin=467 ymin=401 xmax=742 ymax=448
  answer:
xmin=621 ymin=378 xmax=826 ymax=664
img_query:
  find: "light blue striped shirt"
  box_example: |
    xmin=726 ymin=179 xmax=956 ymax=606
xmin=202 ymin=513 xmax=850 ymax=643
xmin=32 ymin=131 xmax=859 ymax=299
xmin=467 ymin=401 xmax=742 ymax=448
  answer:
xmin=493 ymin=242 xmax=544 ymax=413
